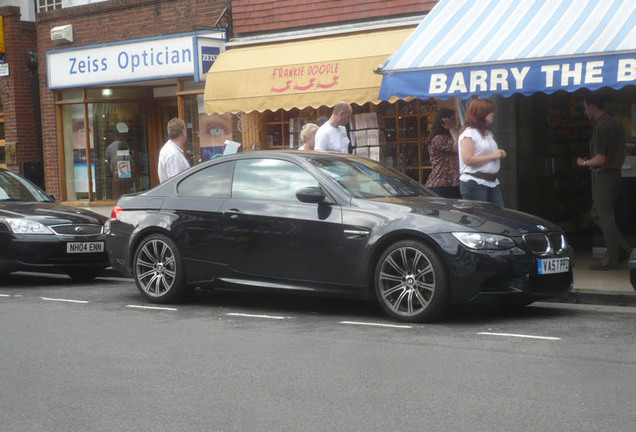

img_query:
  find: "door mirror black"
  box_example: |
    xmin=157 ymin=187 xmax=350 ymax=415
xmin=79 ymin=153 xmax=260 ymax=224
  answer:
xmin=296 ymin=186 xmax=326 ymax=204
xmin=48 ymin=194 xmax=56 ymax=202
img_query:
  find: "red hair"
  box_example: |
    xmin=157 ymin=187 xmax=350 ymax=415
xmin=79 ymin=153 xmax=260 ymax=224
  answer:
xmin=461 ymin=99 xmax=495 ymax=137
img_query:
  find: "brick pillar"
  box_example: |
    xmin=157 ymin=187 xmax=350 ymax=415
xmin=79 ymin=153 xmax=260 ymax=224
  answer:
xmin=0 ymin=7 xmax=41 ymax=184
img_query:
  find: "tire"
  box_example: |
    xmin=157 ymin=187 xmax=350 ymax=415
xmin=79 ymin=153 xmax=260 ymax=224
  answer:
xmin=133 ymin=234 xmax=188 ymax=303
xmin=374 ymin=240 xmax=448 ymax=322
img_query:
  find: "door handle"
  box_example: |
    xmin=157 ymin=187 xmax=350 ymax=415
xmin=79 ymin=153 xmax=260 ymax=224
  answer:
xmin=225 ymin=208 xmax=242 ymax=219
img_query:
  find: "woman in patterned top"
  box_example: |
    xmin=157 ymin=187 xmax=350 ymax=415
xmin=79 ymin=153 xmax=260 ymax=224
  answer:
xmin=425 ymin=108 xmax=460 ymax=198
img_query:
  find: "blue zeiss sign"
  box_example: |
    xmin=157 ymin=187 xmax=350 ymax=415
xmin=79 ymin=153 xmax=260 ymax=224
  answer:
xmin=201 ymin=46 xmax=221 ymax=75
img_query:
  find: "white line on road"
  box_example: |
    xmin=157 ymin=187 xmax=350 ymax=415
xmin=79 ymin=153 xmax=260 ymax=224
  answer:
xmin=478 ymin=332 xmax=561 ymax=341
xmin=40 ymin=297 xmax=88 ymax=304
xmin=126 ymin=305 xmax=178 ymax=311
xmin=0 ymin=294 xmax=11 ymax=297
xmin=226 ymin=312 xmax=286 ymax=320
xmin=341 ymin=321 xmax=413 ymax=329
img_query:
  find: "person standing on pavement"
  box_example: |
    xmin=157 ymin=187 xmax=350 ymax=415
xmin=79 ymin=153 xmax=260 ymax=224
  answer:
xmin=158 ymin=118 xmax=190 ymax=183
xmin=298 ymin=123 xmax=318 ymax=150
xmin=314 ymin=102 xmax=352 ymax=154
xmin=576 ymin=93 xmax=631 ymax=271
xmin=426 ymin=108 xmax=460 ymax=198
xmin=458 ymin=98 xmax=507 ymax=207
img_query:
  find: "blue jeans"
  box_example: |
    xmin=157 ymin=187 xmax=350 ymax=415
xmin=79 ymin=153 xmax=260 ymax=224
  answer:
xmin=460 ymin=180 xmax=504 ymax=207
xmin=428 ymin=186 xmax=461 ymax=199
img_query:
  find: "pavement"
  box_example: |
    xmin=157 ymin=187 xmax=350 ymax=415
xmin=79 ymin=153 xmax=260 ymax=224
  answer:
xmin=555 ymin=253 xmax=636 ymax=307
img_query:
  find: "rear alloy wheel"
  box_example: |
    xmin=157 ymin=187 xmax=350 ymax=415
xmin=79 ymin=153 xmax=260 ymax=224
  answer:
xmin=374 ymin=240 xmax=448 ymax=322
xmin=133 ymin=234 xmax=188 ymax=303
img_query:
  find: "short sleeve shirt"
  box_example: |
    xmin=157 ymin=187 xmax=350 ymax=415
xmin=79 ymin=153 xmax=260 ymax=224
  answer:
xmin=314 ymin=123 xmax=350 ymax=153
xmin=458 ymin=127 xmax=500 ymax=187
xmin=158 ymin=140 xmax=190 ymax=183
xmin=590 ymin=113 xmax=625 ymax=171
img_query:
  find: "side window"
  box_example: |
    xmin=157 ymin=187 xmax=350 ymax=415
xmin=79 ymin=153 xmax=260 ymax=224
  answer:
xmin=177 ymin=161 xmax=233 ymax=197
xmin=232 ymin=159 xmax=318 ymax=201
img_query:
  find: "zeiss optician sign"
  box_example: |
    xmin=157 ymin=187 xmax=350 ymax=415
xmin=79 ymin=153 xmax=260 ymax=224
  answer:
xmin=380 ymin=52 xmax=636 ymax=100
xmin=47 ymin=32 xmax=224 ymax=89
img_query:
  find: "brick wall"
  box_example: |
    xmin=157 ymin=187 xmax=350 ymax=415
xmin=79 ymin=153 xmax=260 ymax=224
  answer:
xmin=0 ymin=7 xmax=40 ymax=177
xmin=36 ymin=0 xmax=229 ymax=199
xmin=232 ymin=0 xmax=436 ymax=35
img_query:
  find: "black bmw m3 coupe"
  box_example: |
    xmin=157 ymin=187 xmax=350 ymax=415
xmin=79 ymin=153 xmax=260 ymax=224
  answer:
xmin=105 ymin=151 xmax=573 ymax=322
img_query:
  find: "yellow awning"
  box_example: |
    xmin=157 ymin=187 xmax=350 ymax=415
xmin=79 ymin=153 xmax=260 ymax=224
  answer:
xmin=204 ymin=28 xmax=413 ymax=114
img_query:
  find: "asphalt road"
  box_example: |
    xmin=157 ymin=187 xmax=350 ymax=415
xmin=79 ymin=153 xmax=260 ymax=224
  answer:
xmin=1 ymin=272 xmax=635 ymax=432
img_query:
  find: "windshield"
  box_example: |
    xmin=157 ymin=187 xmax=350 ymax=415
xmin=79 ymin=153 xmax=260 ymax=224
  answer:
xmin=0 ymin=170 xmax=53 ymax=202
xmin=308 ymin=156 xmax=433 ymax=199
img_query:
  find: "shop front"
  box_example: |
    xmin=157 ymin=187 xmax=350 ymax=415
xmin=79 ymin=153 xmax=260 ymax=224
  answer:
xmin=377 ymin=0 xmax=636 ymax=244
xmin=45 ymin=31 xmax=225 ymax=210
xmin=203 ymin=25 xmax=458 ymax=184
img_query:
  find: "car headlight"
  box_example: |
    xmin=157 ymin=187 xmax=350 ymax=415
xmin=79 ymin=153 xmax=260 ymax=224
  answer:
xmin=452 ymin=232 xmax=515 ymax=250
xmin=3 ymin=218 xmax=55 ymax=235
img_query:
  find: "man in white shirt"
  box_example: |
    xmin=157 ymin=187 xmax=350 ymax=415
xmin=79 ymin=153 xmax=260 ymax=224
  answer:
xmin=314 ymin=102 xmax=352 ymax=153
xmin=158 ymin=118 xmax=190 ymax=183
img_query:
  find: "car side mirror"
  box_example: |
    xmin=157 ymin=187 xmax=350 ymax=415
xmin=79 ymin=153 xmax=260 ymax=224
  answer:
xmin=296 ymin=186 xmax=326 ymax=204
xmin=48 ymin=194 xmax=56 ymax=202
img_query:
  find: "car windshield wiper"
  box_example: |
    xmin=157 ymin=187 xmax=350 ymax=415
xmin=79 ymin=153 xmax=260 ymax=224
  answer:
xmin=394 ymin=192 xmax=422 ymax=197
xmin=0 ymin=198 xmax=21 ymax=202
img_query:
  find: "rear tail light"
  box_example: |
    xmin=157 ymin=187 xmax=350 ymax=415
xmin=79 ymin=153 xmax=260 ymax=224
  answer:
xmin=110 ymin=205 xmax=124 ymax=221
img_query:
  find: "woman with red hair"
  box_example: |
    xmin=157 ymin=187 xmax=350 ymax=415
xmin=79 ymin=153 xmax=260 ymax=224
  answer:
xmin=458 ymin=98 xmax=507 ymax=207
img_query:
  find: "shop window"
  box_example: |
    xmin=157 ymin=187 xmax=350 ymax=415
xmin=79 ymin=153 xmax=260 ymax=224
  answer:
xmin=62 ymin=102 xmax=150 ymax=201
xmin=59 ymin=90 xmax=84 ymax=101
xmin=38 ymin=0 xmax=62 ymax=12
xmin=184 ymin=95 xmax=238 ymax=164
xmin=262 ymin=107 xmax=329 ymax=150
xmin=87 ymin=88 xmax=148 ymax=99
xmin=378 ymin=99 xmax=451 ymax=184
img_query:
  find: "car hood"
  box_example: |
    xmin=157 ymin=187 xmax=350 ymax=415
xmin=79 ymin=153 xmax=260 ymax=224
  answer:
xmin=0 ymin=202 xmax=107 ymax=226
xmin=358 ymin=196 xmax=561 ymax=236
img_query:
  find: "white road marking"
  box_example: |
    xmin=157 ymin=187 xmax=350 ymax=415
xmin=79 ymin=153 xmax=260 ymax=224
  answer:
xmin=40 ymin=297 xmax=88 ymax=304
xmin=126 ymin=305 xmax=177 ymax=311
xmin=478 ymin=332 xmax=561 ymax=341
xmin=0 ymin=294 xmax=11 ymax=297
xmin=341 ymin=321 xmax=413 ymax=329
xmin=226 ymin=312 xmax=286 ymax=320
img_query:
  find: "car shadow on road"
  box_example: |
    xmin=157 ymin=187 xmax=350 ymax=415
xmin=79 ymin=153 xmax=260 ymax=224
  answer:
xmin=181 ymin=287 xmax=577 ymax=324
xmin=0 ymin=272 xmax=119 ymax=287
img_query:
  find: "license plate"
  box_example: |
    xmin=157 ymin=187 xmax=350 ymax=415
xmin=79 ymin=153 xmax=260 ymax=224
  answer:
xmin=537 ymin=257 xmax=569 ymax=275
xmin=66 ymin=241 xmax=104 ymax=253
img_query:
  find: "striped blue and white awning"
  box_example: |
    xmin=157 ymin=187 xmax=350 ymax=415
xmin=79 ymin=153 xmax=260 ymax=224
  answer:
xmin=378 ymin=0 xmax=636 ymax=100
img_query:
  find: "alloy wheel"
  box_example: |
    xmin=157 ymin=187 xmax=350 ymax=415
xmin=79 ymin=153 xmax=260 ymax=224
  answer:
xmin=135 ymin=238 xmax=177 ymax=298
xmin=377 ymin=245 xmax=437 ymax=318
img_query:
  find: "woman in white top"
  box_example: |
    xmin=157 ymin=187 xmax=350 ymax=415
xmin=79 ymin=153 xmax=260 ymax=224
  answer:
xmin=458 ymin=98 xmax=507 ymax=207
xmin=298 ymin=122 xmax=318 ymax=150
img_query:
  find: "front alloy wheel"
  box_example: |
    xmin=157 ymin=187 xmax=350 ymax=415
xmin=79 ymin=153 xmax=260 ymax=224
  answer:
xmin=374 ymin=240 xmax=448 ymax=322
xmin=133 ymin=234 xmax=187 ymax=303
